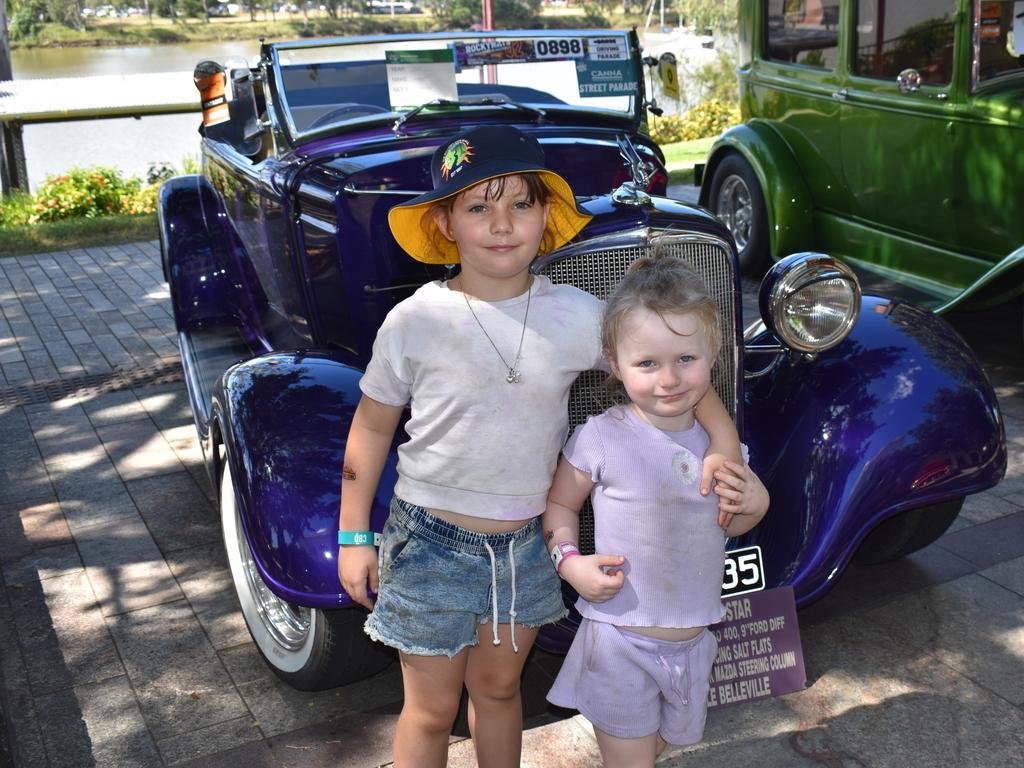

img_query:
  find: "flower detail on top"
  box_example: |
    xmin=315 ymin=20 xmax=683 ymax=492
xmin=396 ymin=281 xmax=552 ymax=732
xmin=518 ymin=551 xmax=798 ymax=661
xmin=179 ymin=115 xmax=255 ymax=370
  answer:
xmin=441 ymin=139 xmax=474 ymax=180
xmin=672 ymin=447 xmax=700 ymax=486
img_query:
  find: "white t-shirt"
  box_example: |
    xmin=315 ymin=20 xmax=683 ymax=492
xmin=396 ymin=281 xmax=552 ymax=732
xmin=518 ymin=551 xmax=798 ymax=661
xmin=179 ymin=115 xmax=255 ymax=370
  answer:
xmin=360 ymin=275 xmax=604 ymax=520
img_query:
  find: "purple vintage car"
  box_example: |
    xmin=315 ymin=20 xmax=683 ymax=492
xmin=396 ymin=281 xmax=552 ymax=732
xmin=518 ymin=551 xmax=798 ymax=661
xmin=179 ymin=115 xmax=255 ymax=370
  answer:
xmin=157 ymin=29 xmax=1006 ymax=691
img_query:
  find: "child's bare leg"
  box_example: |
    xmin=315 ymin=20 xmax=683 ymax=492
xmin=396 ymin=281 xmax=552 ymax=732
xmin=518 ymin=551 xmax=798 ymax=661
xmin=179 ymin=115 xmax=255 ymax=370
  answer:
xmin=594 ymin=727 xmax=660 ymax=768
xmin=463 ymin=623 xmax=540 ymax=768
xmin=393 ymin=650 xmax=469 ymax=768
xmin=656 ymin=732 xmax=668 ymax=756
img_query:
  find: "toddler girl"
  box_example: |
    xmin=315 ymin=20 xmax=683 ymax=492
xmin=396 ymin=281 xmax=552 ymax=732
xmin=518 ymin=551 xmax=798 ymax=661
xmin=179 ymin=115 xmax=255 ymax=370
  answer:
xmin=545 ymin=256 xmax=769 ymax=767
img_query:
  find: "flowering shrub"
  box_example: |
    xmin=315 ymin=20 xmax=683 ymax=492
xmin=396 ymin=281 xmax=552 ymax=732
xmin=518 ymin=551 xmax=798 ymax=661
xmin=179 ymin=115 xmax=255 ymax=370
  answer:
xmin=28 ymin=167 xmax=129 ymax=224
xmin=649 ymin=99 xmax=741 ymax=145
xmin=649 ymin=114 xmax=686 ymax=145
xmin=0 ymin=161 xmax=199 ymax=234
xmin=0 ymin=191 xmax=35 ymax=228
xmin=121 ymin=183 xmax=161 ymax=216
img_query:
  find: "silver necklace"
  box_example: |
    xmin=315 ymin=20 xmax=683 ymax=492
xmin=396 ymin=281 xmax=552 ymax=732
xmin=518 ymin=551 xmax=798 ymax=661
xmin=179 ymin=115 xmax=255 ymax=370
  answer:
xmin=459 ymin=279 xmax=532 ymax=384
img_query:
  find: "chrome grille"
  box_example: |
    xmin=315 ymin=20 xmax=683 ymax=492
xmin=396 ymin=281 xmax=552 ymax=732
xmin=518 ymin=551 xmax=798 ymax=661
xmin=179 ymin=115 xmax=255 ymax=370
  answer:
xmin=537 ymin=230 xmax=737 ymax=553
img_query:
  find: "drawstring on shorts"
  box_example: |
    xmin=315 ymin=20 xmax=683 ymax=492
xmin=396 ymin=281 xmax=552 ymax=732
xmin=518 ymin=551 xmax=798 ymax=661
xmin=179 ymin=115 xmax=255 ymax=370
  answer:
xmin=658 ymin=646 xmax=691 ymax=706
xmin=483 ymin=539 xmax=519 ymax=652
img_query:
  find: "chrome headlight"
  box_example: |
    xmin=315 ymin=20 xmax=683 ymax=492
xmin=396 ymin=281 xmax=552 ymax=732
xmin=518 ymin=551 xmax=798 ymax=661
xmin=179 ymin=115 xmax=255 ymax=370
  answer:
xmin=760 ymin=253 xmax=861 ymax=353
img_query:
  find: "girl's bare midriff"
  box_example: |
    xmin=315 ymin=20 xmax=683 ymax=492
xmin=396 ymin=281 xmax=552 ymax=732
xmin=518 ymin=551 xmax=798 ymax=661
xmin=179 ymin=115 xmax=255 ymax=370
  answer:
xmin=623 ymin=625 xmax=706 ymax=641
xmin=427 ymin=507 xmax=533 ymax=534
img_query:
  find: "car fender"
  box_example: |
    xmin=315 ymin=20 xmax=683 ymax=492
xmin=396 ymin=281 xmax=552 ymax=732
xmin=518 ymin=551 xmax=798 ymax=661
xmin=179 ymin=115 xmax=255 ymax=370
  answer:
xmin=157 ymin=174 xmax=265 ymax=341
xmin=699 ymin=122 xmax=814 ymax=261
xmin=742 ymin=297 xmax=1006 ymax=606
xmin=214 ymin=351 xmax=400 ymax=610
xmin=936 ymin=241 xmax=1024 ymax=313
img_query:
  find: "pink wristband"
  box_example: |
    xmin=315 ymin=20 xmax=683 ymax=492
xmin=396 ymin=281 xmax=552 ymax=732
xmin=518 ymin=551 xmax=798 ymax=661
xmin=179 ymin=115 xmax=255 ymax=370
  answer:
xmin=550 ymin=541 xmax=580 ymax=574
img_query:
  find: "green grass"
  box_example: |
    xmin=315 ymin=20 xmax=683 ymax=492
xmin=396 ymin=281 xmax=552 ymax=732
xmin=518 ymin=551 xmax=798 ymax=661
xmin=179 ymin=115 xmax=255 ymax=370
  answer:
xmin=666 ymin=167 xmax=695 ymax=187
xmin=661 ymin=136 xmax=715 ymax=166
xmin=661 ymin=136 xmax=715 ymax=183
xmin=0 ymin=214 xmax=157 ymax=257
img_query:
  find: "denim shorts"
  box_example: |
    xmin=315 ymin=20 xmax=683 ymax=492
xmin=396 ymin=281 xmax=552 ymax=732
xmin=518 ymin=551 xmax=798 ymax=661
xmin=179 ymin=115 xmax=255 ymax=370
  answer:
xmin=363 ymin=496 xmax=568 ymax=658
xmin=547 ymin=619 xmax=718 ymax=746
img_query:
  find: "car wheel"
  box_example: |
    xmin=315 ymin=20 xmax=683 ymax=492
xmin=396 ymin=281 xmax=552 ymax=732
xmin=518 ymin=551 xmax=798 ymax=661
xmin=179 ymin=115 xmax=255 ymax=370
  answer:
xmin=708 ymin=153 xmax=769 ymax=276
xmin=220 ymin=460 xmax=394 ymax=690
xmin=852 ymin=498 xmax=964 ymax=565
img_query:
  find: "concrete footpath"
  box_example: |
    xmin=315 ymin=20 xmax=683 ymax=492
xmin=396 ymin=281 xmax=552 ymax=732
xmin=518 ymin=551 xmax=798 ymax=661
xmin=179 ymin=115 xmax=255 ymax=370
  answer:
xmin=0 ymin=239 xmax=1022 ymax=768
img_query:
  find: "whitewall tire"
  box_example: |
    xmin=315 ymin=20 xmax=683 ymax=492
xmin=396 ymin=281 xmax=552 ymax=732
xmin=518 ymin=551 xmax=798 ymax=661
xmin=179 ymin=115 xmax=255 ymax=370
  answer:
xmin=220 ymin=459 xmax=393 ymax=690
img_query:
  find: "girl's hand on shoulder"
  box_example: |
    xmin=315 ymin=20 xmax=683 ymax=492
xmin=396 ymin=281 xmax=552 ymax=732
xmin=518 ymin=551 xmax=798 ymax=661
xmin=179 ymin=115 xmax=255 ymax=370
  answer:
xmin=338 ymin=545 xmax=379 ymax=611
xmin=714 ymin=460 xmax=769 ymax=534
xmin=560 ymin=553 xmax=626 ymax=603
xmin=700 ymin=452 xmax=732 ymax=496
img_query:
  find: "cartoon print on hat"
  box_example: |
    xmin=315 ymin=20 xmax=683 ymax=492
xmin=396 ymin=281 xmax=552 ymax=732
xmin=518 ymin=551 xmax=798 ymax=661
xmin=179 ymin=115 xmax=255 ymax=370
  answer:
xmin=441 ymin=139 xmax=473 ymax=181
xmin=388 ymin=125 xmax=593 ymax=265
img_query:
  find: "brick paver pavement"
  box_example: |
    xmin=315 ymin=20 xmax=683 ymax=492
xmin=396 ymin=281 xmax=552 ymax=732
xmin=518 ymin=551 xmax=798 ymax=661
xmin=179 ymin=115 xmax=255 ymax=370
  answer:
xmin=1 ymin=236 xmax=1022 ymax=767
xmin=0 ymin=242 xmax=178 ymax=388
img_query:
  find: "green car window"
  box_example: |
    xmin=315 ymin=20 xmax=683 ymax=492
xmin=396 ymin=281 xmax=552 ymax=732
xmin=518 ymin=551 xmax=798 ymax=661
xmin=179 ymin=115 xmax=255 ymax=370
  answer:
xmin=854 ymin=0 xmax=957 ymax=85
xmin=976 ymin=0 xmax=1024 ymax=82
xmin=764 ymin=0 xmax=841 ymax=69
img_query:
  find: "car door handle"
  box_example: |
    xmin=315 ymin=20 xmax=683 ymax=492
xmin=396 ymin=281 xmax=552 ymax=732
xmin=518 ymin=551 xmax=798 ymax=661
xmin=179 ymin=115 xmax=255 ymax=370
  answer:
xmin=832 ymin=89 xmax=848 ymax=101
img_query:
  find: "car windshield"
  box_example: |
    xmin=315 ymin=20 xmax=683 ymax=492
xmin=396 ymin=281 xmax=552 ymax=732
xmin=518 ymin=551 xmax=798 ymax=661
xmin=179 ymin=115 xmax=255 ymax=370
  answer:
xmin=270 ymin=31 xmax=639 ymax=140
xmin=976 ymin=0 xmax=1024 ymax=82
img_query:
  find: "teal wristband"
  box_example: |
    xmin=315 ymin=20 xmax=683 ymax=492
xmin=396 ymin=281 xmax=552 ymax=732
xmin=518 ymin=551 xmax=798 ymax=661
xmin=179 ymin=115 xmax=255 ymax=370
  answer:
xmin=338 ymin=531 xmax=381 ymax=546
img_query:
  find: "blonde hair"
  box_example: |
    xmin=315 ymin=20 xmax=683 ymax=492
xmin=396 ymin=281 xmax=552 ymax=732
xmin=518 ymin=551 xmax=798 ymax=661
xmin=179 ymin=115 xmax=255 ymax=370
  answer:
xmin=602 ymin=255 xmax=722 ymax=366
xmin=423 ymin=173 xmax=557 ymax=259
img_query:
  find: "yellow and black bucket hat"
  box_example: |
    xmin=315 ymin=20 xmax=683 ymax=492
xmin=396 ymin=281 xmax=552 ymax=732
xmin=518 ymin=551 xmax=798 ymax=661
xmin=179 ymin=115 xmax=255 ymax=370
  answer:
xmin=388 ymin=125 xmax=593 ymax=264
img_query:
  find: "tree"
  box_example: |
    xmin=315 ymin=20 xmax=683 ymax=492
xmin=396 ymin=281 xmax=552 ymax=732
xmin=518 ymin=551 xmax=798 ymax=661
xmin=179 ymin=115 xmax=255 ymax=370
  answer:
xmin=177 ymin=0 xmax=206 ymax=19
xmin=45 ymin=0 xmax=85 ymax=30
xmin=8 ymin=0 xmax=47 ymax=37
xmin=0 ymin=0 xmax=13 ymax=82
xmin=320 ymin=0 xmax=342 ymax=19
xmin=427 ymin=0 xmax=540 ymax=28
xmin=675 ymin=0 xmax=737 ymax=36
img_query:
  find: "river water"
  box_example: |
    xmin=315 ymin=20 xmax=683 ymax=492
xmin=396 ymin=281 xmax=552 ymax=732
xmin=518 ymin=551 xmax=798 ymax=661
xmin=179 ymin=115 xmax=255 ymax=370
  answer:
xmin=11 ymin=41 xmax=259 ymax=190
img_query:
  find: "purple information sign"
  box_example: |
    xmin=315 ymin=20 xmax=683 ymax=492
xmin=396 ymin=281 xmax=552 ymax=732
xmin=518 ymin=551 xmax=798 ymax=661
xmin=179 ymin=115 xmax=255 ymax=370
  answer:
xmin=706 ymin=586 xmax=806 ymax=709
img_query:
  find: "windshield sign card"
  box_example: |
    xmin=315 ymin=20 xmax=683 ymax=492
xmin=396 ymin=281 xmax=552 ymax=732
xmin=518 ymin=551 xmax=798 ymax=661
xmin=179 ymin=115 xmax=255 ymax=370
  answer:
xmin=586 ymin=36 xmax=630 ymax=60
xmin=576 ymin=59 xmax=639 ymax=97
xmin=385 ymin=49 xmax=458 ymax=111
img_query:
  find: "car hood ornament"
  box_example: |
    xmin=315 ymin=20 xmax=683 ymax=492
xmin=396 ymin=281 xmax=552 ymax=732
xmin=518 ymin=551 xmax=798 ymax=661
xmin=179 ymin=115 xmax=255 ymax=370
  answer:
xmin=611 ymin=134 xmax=654 ymax=207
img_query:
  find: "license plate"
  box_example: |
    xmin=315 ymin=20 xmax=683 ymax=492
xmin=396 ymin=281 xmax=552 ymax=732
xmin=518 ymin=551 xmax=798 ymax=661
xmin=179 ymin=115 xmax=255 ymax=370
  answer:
xmin=721 ymin=545 xmax=765 ymax=597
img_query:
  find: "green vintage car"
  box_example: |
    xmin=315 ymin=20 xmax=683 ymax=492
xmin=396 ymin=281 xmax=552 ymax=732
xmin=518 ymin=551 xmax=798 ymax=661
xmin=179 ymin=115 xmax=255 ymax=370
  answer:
xmin=698 ymin=0 xmax=1023 ymax=313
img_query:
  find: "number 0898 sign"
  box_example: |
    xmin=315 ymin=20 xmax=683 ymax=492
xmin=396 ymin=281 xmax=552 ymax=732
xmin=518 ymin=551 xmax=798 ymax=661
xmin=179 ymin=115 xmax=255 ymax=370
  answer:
xmin=722 ymin=545 xmax=765 ymax=598
xmin=534 ymin=38 xmax=584 ymax=59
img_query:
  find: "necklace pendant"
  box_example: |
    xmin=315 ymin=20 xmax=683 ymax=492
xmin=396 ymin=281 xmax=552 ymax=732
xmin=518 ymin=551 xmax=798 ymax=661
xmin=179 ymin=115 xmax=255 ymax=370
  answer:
xmin=506 ymin=369 xmax=522 ymax=384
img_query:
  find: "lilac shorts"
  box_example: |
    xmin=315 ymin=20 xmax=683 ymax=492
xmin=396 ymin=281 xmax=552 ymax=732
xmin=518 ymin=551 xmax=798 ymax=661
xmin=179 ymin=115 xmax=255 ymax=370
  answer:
xmin=547 ymin=619 xmax=718 ymax=746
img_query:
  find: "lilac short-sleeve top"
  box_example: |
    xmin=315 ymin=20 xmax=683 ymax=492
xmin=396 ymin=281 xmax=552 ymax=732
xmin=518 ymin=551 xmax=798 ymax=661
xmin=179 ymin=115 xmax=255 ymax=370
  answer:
xmin=564 ymin=405 xmax=747 ymax=629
